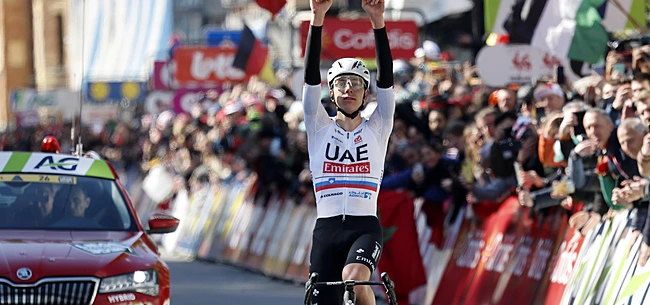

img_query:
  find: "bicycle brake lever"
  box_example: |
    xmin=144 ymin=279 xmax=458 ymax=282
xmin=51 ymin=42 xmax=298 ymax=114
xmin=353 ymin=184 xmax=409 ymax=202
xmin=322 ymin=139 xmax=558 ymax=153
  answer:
xmin=304 ymin=273 xmax=319 ymax=305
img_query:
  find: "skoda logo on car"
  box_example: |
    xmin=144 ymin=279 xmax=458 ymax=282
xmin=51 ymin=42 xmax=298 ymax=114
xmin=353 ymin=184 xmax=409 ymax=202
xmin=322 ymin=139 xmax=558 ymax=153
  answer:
xmin=16 ymin=268 xmax=32 ymax=280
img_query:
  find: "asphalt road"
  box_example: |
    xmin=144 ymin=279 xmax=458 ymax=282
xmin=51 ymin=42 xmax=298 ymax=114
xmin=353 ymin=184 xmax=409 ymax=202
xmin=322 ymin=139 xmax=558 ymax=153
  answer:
xmin=165 ymin=255 xmax=305 ymax=305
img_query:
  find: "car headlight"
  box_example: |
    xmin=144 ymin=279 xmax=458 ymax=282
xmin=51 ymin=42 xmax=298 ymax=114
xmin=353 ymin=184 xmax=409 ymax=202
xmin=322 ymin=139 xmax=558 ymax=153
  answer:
xmin=99 ymin=270 xmax=159 ymax=296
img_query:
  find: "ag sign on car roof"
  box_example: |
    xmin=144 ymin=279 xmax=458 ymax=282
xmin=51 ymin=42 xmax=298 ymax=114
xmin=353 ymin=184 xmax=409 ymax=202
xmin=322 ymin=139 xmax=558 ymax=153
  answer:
xmin=0 ymin=152 xmax=115 ymax=179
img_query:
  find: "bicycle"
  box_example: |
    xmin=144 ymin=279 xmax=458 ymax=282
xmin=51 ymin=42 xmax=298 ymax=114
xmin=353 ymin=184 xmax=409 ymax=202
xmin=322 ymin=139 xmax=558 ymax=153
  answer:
xmin=304 ymin=272 xmax=398 ymax=305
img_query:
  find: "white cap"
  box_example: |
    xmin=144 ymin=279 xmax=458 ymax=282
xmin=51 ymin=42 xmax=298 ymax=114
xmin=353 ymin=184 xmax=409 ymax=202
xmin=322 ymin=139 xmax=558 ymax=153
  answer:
xmin=223 ymin=100 xmax=244 ymax=115
xmin=533 ymin=84 xmax=564 ymax=101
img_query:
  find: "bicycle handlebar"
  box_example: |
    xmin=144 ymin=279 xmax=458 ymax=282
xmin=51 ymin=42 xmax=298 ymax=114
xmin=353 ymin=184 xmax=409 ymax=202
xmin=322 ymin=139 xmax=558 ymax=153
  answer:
xmin=313 ymin=280 xmax=386 ymax=286
xmin=304 ymin=272 xmax=398 ymax=305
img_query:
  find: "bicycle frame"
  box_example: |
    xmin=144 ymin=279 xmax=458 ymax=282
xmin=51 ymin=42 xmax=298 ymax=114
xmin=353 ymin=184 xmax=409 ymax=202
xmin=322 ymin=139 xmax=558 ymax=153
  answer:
xmin=304 ymin=272 xmax=398 ymax=305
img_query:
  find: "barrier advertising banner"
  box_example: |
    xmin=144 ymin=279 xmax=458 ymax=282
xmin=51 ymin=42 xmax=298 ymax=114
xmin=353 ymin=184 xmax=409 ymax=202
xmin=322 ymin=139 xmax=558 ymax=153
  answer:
xmin=132 ymin=166 xmax=650 ymax=305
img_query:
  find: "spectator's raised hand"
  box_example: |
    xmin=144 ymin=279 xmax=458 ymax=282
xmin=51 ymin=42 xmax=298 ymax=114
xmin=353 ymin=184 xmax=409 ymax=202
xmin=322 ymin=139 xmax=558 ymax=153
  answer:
xmin=612 ymin=187 xmax=632 ymax=208
xmin=411 ymin=163 xmax=425 ymax=184
xmin=559 ymin=113 xmax=577 ymax=138
xmin=640 ymin=242 xmax=650 ymax=267
xmin=441 ymin=178 xmax=453 ymax=192
xmin=632 ymin=45 xmax=650 ymax=73
xmin=573 ymin=139 xmax=598 ymax=157
xmin=543 ymin=112 xmax=564 ymax=138
xmin=517 ymin=190 xmax=534 ymax=207
xmin=521 ymin=170 xmax=544 ymax=190
xmin=620 ymin=176 xmax=649 ymax=202
xmin=613 ymin=84 xmax=632 ymax=110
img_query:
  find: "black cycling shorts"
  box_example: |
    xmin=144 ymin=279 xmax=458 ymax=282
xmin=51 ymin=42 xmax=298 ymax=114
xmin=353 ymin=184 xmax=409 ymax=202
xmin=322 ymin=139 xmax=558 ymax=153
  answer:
xmin=308 ymin=215 xmax=383 ymax=305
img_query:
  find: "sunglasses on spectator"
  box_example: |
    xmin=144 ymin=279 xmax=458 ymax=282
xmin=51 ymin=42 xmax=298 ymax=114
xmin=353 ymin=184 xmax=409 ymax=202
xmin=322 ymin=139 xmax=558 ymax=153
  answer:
xmin=333 ymin=76 xmax=365 ymax=91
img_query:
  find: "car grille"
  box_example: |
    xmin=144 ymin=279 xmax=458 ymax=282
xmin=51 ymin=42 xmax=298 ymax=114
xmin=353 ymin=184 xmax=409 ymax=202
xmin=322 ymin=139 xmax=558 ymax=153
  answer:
xmin=0 ymin=278 xmax=99 ymax=305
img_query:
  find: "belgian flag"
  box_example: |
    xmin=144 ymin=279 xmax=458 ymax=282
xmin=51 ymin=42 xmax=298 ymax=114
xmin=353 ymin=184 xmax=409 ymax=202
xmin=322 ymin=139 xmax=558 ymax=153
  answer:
xmin=233 ymin=25 xmax=278 ymax=85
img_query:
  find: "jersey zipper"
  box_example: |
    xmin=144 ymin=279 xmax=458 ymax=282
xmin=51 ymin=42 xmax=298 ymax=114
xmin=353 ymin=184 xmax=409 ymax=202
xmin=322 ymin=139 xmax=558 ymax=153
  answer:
xmin=343 ymin=130 xmax=349 ymax=222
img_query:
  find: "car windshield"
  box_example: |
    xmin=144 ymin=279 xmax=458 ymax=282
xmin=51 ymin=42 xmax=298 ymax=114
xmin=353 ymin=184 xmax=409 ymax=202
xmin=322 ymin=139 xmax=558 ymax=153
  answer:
xmin=0 ymin=174 xmax=137 ymax=231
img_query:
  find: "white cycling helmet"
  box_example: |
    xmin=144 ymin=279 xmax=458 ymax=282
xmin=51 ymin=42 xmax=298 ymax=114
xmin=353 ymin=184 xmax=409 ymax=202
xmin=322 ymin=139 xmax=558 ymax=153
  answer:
xmin=327 ymin=58 xmax=371 ymax=88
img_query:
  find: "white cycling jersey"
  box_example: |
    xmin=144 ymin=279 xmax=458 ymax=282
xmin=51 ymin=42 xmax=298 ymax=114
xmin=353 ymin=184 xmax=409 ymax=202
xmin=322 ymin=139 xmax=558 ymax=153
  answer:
xmin=302 ymin=84 xmax=395 ymax=219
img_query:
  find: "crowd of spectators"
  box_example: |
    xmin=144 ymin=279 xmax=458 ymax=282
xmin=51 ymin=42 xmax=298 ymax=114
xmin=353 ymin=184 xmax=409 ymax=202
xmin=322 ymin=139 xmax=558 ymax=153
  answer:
xmin=6 ymin=37 xmax=650 ymax=263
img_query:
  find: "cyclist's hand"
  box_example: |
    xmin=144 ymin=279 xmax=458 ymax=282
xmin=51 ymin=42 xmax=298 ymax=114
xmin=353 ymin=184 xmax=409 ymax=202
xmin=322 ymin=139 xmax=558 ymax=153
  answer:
xmin=310 ymin=0 xmax=332 ymax=15
xmin=362 ymin=0 xmax=385 ymax=19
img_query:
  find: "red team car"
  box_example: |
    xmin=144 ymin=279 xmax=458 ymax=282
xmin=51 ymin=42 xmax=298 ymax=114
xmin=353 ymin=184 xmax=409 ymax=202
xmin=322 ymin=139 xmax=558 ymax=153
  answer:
xmin=0 ymin=138 xmax=179 ymax=305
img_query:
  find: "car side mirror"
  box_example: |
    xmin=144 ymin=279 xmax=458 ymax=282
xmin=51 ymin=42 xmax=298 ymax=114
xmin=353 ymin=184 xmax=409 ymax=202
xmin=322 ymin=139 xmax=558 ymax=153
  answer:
xmin=146 ymin=213 xmax=179 ymax=235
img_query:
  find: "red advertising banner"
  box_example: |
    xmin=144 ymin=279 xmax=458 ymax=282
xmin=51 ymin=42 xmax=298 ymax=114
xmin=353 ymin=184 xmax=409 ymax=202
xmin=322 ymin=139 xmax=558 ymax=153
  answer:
xmin=173 ymin=46 xmax=249 ymax=85
xmin=538 ymin=227 xmax=584 ymax=305
xmin=152 ymin=60 xmax=173 ymax=90
xmin=506 ymin=208 xmax=568 ymax=305
xmin=299 ymin=18 xmax=418 ymax=60
xmin=458 ymin=197 xmax=523 ymax=305
xmin=431 ymin=198 xmax=516 ymax=305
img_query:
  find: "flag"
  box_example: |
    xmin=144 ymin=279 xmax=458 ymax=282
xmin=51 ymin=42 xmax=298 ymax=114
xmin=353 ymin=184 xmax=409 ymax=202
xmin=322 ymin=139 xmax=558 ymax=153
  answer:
xmin=376 ymin=190 xmax=427 ymax=305
xmin=255 ymin=0 xmax=286 ymax=17
xmin=541 ymin=0 xmax=609 ymax=64
xmin=597 ymin=0 xmax=645 ymax=31
xmin=232 ymin=25 xmax=278 ymax=85
xmin=495 ymin=0 xmax=608 ymax=64
xmin=485 ymin=0 xmax=645 ymax=35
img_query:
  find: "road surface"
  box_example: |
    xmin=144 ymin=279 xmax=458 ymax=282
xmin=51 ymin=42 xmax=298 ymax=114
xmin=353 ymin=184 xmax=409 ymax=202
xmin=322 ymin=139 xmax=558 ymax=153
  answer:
xmin=165 ymin=254 xmax=304 ymax=305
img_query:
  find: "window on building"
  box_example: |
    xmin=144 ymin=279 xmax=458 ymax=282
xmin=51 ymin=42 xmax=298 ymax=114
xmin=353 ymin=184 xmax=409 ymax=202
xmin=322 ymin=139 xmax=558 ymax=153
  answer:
xmin=56 ymin=14 xmax=64 ymax=66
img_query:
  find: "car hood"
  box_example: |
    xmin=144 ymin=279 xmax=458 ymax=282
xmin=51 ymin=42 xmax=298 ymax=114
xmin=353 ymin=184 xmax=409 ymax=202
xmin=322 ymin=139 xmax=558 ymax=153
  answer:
xmin=0 ymin=231 xmax=160 ymax=283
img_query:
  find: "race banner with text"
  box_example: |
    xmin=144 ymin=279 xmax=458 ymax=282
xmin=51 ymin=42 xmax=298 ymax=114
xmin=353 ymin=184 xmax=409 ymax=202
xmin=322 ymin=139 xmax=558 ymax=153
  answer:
xmin=299 ymin=18 xmax=418 ymax=60
xmin=172 ymin=46 xmax=250 ymax=86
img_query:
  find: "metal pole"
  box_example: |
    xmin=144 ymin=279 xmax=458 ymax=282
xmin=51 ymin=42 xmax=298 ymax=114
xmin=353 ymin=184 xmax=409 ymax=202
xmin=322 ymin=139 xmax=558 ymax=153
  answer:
xmin=76 ymin=0 xmax=86 ymax=155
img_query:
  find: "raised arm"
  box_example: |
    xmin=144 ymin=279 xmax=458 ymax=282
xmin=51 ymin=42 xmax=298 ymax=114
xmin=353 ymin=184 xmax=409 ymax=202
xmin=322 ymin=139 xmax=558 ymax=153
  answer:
xmin=365 ymin=0 xmax=395 ymax=133
xmin=302 ymin=0 xmax=332 ymax=139
xmin=364 ymin=1 xmax=392 ymax=89
xmin=304 ymin=0 xmax=328 ymax=87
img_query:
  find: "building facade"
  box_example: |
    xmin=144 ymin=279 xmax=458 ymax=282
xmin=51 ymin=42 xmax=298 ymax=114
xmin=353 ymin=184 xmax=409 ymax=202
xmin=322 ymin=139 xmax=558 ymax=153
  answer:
xmin=0 ymin=0 xmax=67 ymax=130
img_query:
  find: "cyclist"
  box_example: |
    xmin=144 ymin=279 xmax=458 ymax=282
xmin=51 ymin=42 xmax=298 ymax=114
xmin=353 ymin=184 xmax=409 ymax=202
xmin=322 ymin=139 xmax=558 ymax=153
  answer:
xmin=302 ymin=0 xmax=394 ymax=304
